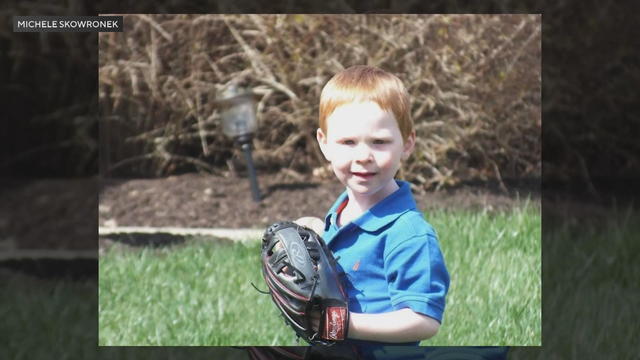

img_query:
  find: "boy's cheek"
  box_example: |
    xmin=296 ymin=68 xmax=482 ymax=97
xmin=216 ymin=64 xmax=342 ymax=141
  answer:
xmin=326 ymin=145 xmax=349 ymax=163
xmin=330 ymin=155 xmax=351 ymax=169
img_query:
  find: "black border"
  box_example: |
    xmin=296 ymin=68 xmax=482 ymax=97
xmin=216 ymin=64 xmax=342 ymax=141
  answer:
xmin=2 ymin=0 xmax=635 ymax=358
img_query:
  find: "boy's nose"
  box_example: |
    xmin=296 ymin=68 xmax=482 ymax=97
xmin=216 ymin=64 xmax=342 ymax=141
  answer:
xmin=354 ymin=144 xmax=373 ymax=163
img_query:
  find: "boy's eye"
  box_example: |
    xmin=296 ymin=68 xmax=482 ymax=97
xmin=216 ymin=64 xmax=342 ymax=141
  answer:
xmin=373 ymin=139 xmax=389 ymax=145
xmin=340 ymin=140 xmax=355 ymax=145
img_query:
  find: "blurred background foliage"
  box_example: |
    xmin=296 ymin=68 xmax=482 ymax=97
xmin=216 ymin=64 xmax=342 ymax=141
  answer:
xmin=2 ymin=1 xmax=637 ymax=196
xmin=98 ymin=14 xmax=541 ymax=191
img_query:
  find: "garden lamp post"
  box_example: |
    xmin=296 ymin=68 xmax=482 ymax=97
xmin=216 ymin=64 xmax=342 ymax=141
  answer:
xmin=215 ymin=85 xmax=262 ymax=202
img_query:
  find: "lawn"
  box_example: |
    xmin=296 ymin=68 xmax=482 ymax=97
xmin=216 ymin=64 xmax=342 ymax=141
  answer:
xmin=426 ymin=201 xmax=541 ymax=346
xmin=6 ymin=201 xmax=637 ymax=358
xmin=0 ymin=272 xmax=98 ymax=360
xmin=99 ymin=201 xmax=541 ymax=346
xmin=509 ymin=205 xmax=639 ymax=360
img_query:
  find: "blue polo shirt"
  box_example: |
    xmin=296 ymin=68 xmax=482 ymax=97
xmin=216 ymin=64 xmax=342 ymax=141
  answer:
xmin=322 ymin=180 xmax=449 ymax=350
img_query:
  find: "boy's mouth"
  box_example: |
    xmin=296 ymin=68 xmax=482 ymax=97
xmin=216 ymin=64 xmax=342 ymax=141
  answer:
xmin=351 ymin=171 xmax=376 ymax=179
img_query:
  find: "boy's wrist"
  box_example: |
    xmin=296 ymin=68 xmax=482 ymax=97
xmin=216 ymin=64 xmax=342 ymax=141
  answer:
xmin=347 ymin=311 xmax=362 ymax=340
xmin=347 ymin=311 xmax=357 ymax=339
xmin=344 ymin=309 xmax=439 ymax=342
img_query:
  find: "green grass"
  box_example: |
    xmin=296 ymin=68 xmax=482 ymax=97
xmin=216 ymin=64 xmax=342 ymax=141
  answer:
xmin=99 ymin=239 xmax=290 ymax=346
xmin=425 ymin=200 xmax=541 ymax=346
xmin=0 ymin=271 xmax=248 ymax=359
xmin=99 ymin=203 xmax=541 ymax=346
xmin=509 ymin=206 xmax=640 ymax=360
xmin=0 ymin=273 xmax=97 ymax=360
xmin=5 ymin=201 xmax=636 ymax=357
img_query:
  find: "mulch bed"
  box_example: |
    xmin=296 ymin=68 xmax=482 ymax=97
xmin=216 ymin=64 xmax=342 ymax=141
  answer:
xmin=2 ymin=173 xmax=544 ymax=252
xmin=98 ymin=173 xmax=539 ymax=230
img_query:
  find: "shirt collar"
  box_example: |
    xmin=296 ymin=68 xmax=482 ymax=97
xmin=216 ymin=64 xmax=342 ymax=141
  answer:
xmin=324 ymin=180 xmax=417 ymax=233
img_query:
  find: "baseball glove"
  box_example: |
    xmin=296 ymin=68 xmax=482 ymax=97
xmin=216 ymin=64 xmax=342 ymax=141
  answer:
xmin=259 ymin=221 xmax=349 ymax=345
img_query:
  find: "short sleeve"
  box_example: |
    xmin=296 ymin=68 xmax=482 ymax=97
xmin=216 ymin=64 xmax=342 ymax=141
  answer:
xmin=383 ymin=224 xmax=450 ymax=323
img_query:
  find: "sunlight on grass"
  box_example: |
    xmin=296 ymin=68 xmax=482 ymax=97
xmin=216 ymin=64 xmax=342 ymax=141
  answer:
xmin=423 ymin=200 xmax=541 ymax=346
xmin=99 ymin=238 xmax=298 ymax=346
xmin=99 ymin=204 xmax=541 ymax=346
xmin=5 ymin=201 xmax=634 ymax=358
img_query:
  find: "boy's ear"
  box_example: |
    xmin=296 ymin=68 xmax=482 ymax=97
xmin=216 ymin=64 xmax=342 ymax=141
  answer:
xmin=402 ymin=130 xmax=416 ymax=160
xmin=316 ymin=128 xmax=331 ymax=161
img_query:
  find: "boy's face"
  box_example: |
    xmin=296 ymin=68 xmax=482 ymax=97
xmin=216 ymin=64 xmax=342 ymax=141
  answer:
xmin=317 ymin=101 xmax=415 ymax=201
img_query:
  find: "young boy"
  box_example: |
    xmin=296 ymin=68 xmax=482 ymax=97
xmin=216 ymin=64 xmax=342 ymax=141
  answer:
xmin=298 ymin=65 xmax=450 ymax=353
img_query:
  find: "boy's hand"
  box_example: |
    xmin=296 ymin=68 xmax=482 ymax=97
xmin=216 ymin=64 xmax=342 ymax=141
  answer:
xmin=294 ymin=216 xmax=324 ymax=236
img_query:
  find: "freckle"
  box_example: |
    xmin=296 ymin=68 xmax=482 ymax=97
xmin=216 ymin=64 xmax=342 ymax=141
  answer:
xmin=352 ymin=260 xmax=360 ymax=271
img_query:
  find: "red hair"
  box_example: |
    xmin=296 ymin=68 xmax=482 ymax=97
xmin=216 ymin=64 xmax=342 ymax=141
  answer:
xmin=319 ymin=65 xmax=413 ymax=141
